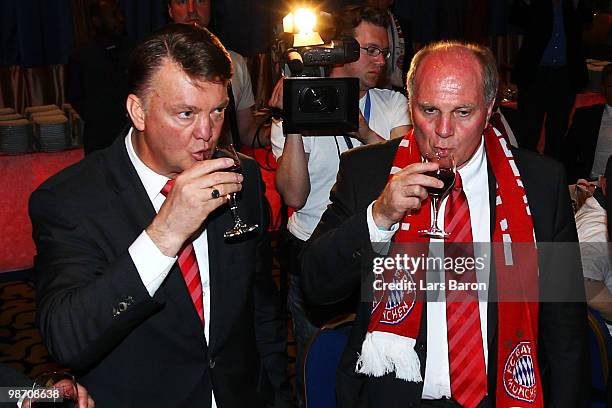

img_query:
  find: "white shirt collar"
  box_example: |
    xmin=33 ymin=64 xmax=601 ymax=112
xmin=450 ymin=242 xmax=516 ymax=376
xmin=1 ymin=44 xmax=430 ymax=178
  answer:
xmin=125 ymin=128 xmax=169 ymax=202
xmin=457 ymin=137 xmax=487 ymax=194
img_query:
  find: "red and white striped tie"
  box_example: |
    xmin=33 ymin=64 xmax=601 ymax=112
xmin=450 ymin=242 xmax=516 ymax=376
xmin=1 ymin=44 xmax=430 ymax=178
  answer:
xmin=161 ymin=180 xmax=204 ymax=323
xmin=444 ymin=173 xmax=487 ymax=408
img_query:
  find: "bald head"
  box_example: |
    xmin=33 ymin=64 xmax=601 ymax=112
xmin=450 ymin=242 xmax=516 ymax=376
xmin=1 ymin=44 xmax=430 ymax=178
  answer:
xmin=407 ymin=41 xmax=499 ymax=108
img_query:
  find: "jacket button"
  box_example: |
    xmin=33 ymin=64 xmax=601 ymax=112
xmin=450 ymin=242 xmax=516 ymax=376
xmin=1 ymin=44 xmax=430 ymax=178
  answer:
xmin=209 ymin=358 xmax=215 ymax=369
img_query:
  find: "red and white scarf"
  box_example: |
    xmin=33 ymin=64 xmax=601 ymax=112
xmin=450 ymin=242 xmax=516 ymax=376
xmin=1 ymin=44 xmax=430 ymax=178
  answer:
xmin=357 ymin=126 xmax=544 ymax=406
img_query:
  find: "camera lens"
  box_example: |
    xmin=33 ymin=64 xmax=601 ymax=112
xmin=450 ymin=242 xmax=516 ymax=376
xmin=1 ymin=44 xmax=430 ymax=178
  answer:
xmin=298 ymin=86 xmax=340 ymax=113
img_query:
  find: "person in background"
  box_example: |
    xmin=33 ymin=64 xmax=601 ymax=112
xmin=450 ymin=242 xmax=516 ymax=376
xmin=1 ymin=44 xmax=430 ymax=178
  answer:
xmin=366 ymin=0 xmax=413 ymax=92
xmin=66 ymin=0 xmax=134 ymax=155
xmin=511 ymin=0 xmax=593 ymax=160
xmin=563 ymin=63 xmax=612 ymax=183
xmin=573 ymin=155 xmax=612 ymax=408
xmin=30 ymin=24 xmax=277 ymax=407
xmin=168 ymin=0 xmax=270 ymax=148
xmin=576 ymin=156 xmax=612 ymax=330
xmin=269 ymin=5 xmax=411 ymax=406
xmin=301 ymin=40 xmax=588 ymax=407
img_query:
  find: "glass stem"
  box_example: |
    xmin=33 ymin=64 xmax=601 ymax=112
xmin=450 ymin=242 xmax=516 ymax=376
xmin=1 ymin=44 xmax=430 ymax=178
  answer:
xmin=227 ymin=193 xmax=243 ymax=223
xmin=431 ymin=196 xmax=441 ymax=230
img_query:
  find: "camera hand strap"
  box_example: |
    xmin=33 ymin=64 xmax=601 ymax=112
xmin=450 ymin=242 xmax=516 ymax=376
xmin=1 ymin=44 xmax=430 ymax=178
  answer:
xmin=342 ymin=90 xmax=371 ymax=150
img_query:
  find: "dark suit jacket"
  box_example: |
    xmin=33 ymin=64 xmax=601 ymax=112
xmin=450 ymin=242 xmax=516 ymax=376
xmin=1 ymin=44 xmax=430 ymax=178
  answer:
xmin=65 ymin=37 xmax=135 ymax=155
xmin=29 ymin=135 xmax=275 ymax=407
xmin=302 ymin=137 xmax=590 ymax=407
xmin=511 ymin=0 xmax=591 ymax=93
xmin=562 ymin=103 xmax=606 ymax=182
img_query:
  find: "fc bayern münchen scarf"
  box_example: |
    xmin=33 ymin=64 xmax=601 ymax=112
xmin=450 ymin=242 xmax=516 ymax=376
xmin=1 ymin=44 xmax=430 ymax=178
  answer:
xmin=356 ymin=126 xmax=544 ymax=406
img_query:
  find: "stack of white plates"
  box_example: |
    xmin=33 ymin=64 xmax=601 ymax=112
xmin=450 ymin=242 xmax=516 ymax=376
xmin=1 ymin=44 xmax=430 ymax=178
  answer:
xmin=31 ymin=110 xmax=64 ymax=121
xmin=0 ymin=114 xmax=24 ymax=121
xmin=25 ymin=104 xmax=60 ymax=119
xmin=0 ymin=107 xmax=16 ymax=115
xmin=34 ymin=115 xmax=68 ymax=152
xmin=0 ymin=119 xmax=32 ymax=154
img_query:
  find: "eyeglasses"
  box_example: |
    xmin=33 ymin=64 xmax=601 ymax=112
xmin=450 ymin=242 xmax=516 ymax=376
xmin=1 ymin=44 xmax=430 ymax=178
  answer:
xmin=360 ymin=46 xmax=391 ymax=59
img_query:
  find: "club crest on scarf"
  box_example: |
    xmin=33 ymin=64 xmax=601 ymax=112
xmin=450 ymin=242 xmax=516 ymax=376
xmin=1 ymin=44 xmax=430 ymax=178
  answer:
xmin=503 ymin=340 xmax=537 ymax=403
xmin=372 ymin=267 xmax=416 ymax=324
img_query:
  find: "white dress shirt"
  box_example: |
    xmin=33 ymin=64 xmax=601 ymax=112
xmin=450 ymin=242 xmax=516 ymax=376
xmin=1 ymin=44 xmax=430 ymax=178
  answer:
xmin=367 ymin=138 xmax=491 ymax=399
xmin=125 ymin=129 xmax=217 ymax=407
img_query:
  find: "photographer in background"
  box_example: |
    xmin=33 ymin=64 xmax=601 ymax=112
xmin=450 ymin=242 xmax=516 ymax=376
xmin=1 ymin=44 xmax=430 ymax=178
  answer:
xmin=367 ymin=0 xmax=413 ymax=92
xmin=268 ymin=5 xmax=411 ymax=406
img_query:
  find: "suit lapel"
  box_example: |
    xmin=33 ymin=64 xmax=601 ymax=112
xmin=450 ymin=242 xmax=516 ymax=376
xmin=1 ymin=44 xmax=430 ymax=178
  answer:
xmin=105 ymin=136 xmax=156 ymax=233
xmin=106 ymin=135 xmax=207 ymax=341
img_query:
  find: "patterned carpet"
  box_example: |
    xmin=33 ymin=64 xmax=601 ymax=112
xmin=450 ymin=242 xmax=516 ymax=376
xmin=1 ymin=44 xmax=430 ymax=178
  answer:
xmin=0 ymin=273 xmax=63 ymax=380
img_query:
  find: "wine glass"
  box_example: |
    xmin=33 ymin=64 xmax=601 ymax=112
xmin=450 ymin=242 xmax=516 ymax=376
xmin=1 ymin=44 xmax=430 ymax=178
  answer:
xmin=27 ymin=370 xmax=78 ymax=407
xmin=418 ymin=152 xmax=456 ymax=239
xmin=213 ymin=143 xmax=259 ymax=239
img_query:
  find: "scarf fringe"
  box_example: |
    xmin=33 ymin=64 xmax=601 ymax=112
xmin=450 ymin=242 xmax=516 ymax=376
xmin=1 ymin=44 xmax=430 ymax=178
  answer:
xmin=356 ymin=331 xmax=423 ymax=382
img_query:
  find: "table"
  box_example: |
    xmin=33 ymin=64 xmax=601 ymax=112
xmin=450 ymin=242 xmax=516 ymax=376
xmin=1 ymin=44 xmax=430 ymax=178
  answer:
xmin=0 ymin=146 xmax=281 ymax=274
xmin=0 ymin=149 xmax=84 ymax=273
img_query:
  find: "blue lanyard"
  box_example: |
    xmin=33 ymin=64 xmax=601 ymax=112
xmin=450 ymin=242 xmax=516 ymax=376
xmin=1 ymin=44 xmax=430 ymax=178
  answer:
xmin=363 ymin=90 xmax=371 ymax=125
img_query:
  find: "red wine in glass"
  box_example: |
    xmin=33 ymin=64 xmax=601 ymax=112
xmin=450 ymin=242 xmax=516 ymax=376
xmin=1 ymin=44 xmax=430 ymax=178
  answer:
xmin=418 ymin=153 xmax=456 ymax=238
xmin=28 ymin=371 xmax=78 ymax=408
xmin=424 ymin=168 xmax=455 ymax=198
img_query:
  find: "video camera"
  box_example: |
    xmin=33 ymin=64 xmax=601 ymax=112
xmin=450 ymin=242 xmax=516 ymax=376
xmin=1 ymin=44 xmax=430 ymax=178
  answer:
xmin=275 ymin=10 xmax=362 ymax=134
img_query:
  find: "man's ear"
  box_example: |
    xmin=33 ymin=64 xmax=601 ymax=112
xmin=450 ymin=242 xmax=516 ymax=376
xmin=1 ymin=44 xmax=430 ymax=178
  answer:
xmin=485 ymin=99 xmax=496 ymax=124
xmin=168 ymin=5 xmax=174 ymax=21
xmin=126 ymin=94 xmax=146 ymax=131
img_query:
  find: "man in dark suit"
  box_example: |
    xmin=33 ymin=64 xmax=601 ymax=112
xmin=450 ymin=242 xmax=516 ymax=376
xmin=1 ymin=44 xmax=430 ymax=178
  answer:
xmin=302 ymin=40 xmax=589 ymax=407
xmin=511 ymin=0 xmax=592 ymax=160
xmin=30 ymin=24 xmax=276 ymax=407
xmin=562 ymin=63 xmax=611 ymax=183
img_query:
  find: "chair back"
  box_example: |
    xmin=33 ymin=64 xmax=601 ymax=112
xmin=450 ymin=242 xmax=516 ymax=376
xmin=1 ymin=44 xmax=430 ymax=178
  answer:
xmin=304 ymin=314 xmax=355 ymax=408
xmin=587 ymin=307 xmax=612 ymax=407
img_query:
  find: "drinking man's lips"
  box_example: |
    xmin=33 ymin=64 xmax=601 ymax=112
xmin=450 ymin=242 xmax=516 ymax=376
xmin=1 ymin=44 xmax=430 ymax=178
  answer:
xmin=434 ymin=147 xmax=449 ymax=154
xmin=192 ymin=150 xmax=206 ymax=161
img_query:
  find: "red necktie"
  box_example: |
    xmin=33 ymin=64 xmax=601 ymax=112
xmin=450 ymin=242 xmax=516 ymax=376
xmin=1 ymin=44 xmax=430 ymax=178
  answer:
xmin=490 ymin=111 xmax=510 ymax=146
xmin=444 ymin=173 xmax=487 ymax=408
xmin=161 ymin=180 xmax=204 ymax=323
